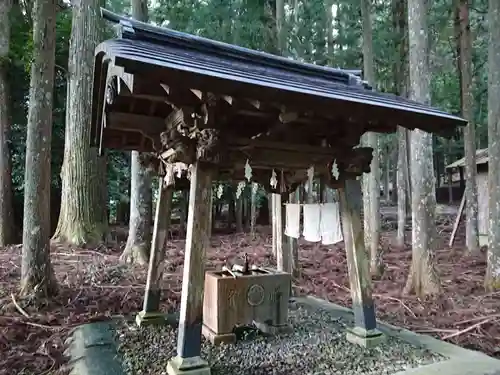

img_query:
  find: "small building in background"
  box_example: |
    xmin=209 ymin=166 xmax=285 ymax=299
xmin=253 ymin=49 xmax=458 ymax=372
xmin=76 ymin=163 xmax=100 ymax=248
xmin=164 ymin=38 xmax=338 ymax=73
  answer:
xmin=445 ymin=148 xmax=489 ymax=247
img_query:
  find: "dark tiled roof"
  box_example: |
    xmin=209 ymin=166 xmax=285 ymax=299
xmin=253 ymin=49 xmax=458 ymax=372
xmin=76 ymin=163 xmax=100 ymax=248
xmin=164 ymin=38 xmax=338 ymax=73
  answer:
xmin=94 ymin=9 xmax=466 ymax=141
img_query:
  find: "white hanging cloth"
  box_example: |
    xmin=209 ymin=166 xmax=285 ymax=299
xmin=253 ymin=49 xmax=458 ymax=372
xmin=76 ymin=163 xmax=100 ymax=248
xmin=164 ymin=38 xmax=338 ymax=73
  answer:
xmin=284 ymin=203 xmax=301 ymax=239
xmin=320 ymin=202 xmax=344 ymax=245
xmin=302 ymin=204 xmax=322 ymax=242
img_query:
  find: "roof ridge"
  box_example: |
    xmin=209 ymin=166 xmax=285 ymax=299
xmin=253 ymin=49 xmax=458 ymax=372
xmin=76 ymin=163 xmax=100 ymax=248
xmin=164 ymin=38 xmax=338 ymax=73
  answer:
xmin=100 ymin=8 xmax=360 ymax=87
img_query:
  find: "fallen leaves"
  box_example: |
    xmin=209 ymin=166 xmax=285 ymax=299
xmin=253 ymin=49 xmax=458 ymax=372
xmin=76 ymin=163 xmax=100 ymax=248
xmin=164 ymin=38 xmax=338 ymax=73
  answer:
xmin=0 ymin=220 xmax=499 ymax=375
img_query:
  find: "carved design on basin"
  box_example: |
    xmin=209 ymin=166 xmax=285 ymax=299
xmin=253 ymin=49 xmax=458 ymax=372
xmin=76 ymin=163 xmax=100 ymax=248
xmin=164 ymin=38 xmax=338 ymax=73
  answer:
xmin=247 ymin=284 xmax=265 ymax=306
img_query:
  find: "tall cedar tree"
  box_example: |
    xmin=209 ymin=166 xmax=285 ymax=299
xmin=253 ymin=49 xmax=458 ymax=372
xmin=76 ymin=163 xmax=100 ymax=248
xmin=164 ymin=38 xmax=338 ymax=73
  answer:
xmin=52 ymin=0 xmax=107 ymax=246
xmin=485 ymin=0 xmax=500 ymax=291
xmin=455 ymin=0 xmax=479 ymax=254
xmin=21 ymin=0 xmax=58 ymax=297
xmin=361 ymin=0 xmax=383 ymax=277
xmin=394 ymin=0 xmax=410 ymax=248
xmin=0 ymin=0 xmax=15 ymax=246
xmin=404 ymin=0 xmax=440 ymax=296
xmin=122 ymin=0 xmax=153 ymax=265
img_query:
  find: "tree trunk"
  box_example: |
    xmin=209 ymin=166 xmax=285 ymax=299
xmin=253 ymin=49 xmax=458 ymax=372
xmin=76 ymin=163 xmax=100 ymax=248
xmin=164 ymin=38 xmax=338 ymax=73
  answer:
xmin=485 ymin=0 xmax=500 ymax=291
xmin=97 ymin=153 xmax=109 ymax=238
xmin=455 ymin=0 xmax=479 ymax=254
xmin=394 ymin=0 xmax=409 ymax=247
xmin=52 ymin=0 xmax=106 ymax=246
xmin=396 ymin=127 xmax=408 ymax=247
xmin=391 ymin=147 xmax=398 ymax=204
xmin=404 ymin=0 xmax=440 ymax=297
xmin=123 ymin=0 xmax=152 ymax=264
xmin=122 ymin=152 xmax=152 ymax=264
xmin=179 ymin=189 xmax=188 ymax=236
xmin=0 ymin=0 xmax=15 ymax=246
xmin=305 ymin=180 xmax=313 ymax=203
xmin=326 ymin=0 xmax=334 ymax=65
xmin=236 ymin=184 xmax=243 ymax=233
xmin=250 ymin=182 xmax=258 ymax=237
xmin=227 ymin=187 xmax=235 ymax=229
xmin=361 ymin=0 xmax=383 ymax=277
xmin=276 ymin=0 xmax=285 ymax=54
xmin=20 ymin=0 xmax=58 ymax=297
xmin=384 ymin=149 xmax=391 ymax=202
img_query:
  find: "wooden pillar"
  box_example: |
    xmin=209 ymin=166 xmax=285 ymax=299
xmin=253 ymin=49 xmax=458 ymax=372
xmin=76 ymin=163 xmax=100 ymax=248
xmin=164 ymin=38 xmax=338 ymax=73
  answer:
xmin=167 ymin=162 xmax=212 ymax=375
xmin=136 ymin=178 xmax=173 ymax=326
xmin=272 ymin=193 xmax=284 ymax=261
xmin=288 ymin=189 xmax=299 ymax=280
xmin=277 ymin=194 xmax=291 ymax=273
xmin=338 ymin=179 xmax=383 ymax=348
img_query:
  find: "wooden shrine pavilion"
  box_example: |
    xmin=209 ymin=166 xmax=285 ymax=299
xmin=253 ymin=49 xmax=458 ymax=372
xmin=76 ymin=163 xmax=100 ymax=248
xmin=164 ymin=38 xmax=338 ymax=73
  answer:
xmin=91 ymin=9 xmax=466 ymax=375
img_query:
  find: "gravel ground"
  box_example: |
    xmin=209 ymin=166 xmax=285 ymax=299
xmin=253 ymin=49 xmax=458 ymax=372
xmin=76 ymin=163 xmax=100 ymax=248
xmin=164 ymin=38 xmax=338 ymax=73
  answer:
xmin=117 ymin=301 xmax=445 ymax=375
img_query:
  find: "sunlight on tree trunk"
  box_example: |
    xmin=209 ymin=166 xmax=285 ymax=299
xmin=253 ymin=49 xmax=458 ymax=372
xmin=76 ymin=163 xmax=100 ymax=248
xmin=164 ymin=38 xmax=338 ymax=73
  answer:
xmin=122 ymin=0 xmax=152 ymax=265
xmin=20 ymin=0 xmax=58 ymax=298
xmin=404 ymin=0 xmax=440 ymax=297
xmin=0 ymin=0 xmax=15 ymax=246
xmin=361 ymin=0 xmax=383 ymax=277
xmin=455 ymin=0 xmax=479 ymax=254
xmin=485 ymin=0 xmax=500 ymax=291
xmin=52 ymin=0 xmax=107 ymax=246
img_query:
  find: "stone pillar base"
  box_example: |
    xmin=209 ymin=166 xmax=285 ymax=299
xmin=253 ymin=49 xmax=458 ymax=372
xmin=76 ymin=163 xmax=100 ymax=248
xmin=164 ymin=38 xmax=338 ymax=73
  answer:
xmin=201 ymin=324 xmax=236 ymax=345
xmin=135 ymin=311 xmax=167 ymax=327
xmin=253 ymin=321 xmax=292 ymax=335
xmin=167 ymin=356 xmax=211 ymax=375
xmin=346 ymin=326 xmax=384 ymax=348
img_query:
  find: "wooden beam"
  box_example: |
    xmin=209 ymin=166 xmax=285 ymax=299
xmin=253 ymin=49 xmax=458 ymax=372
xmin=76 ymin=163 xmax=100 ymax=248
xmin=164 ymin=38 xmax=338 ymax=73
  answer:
xmin=338 ymin=179 xmax=383 ymax=347
xmin=167 ymin=162 xmax=212 ymax=375
xmin=279 ymin=111 xmax=299 ymax=124
xmin=230 ymin=138 xmax=348 ymax=155
xmin=136 ymin=179 xmax=174 ymax=326
xmin=107 ymin=112 xmax=165 ymax=133
xmin=108 ymin=65 xmax=134 ymax=94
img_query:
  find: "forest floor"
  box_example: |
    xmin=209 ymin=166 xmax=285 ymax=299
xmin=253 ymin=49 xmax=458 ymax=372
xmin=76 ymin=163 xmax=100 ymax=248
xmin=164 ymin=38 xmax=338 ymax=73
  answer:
xmin=1 ymin=209 xmax=499 ymax=375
